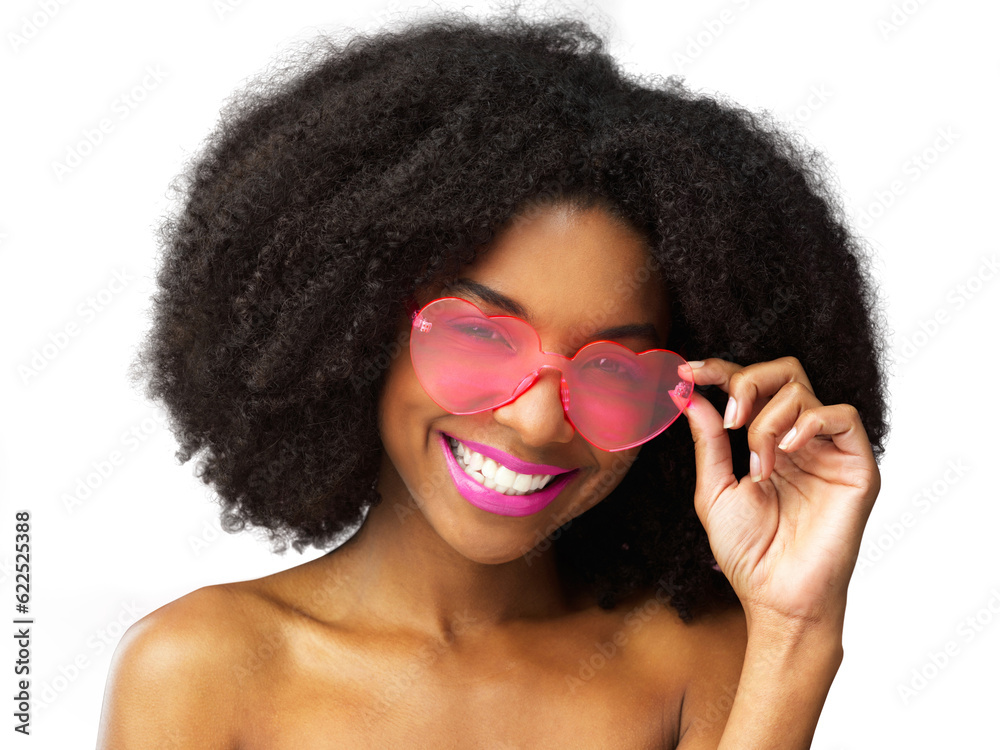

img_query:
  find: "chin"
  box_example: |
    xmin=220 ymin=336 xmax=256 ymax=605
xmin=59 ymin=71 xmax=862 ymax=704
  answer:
xmin=432 ymin=510 xmax=560 ymax=567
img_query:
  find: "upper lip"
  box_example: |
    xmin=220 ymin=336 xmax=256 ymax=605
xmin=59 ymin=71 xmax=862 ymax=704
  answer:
xmin=444 ymin=433 xmax=577 ymax=476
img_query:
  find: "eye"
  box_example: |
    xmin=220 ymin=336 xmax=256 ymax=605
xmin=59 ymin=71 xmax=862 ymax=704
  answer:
xmin=448 ymin=318 xmax=515 ymax=350
xmin=582 ymin=354 xmax=642 ymax=383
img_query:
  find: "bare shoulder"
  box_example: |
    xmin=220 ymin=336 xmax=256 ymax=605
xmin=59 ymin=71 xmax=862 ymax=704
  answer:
xmin=669 ymin=602 xmax=748 ymax=748
xmin=97 ymin=583 xmax=262 ymax=749
xmin=616 ymin=586 xmax=747 ymax=671
xmin=678 ymin=601 xmax=748 ymax=668
xmin=615 ymin=589 xmax=747 ymax=748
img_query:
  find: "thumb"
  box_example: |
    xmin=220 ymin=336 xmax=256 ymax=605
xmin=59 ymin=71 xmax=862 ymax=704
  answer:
xmin=682 ymin=390 xmax=737 ymax=522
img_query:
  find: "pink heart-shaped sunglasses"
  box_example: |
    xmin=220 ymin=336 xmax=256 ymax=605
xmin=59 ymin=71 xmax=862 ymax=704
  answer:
xmin=409 ymin=296 xmax=693 ymax=451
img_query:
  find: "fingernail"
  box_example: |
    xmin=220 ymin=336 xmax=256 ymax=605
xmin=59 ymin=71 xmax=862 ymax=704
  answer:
xmin=723 ymin=397 xmax=737 ymax=429
xmin=778 ymin=426 xmax=797 ymax=451
xmin=687 ymin=360 xmax=705 ymax=369
xmin=750 ymin=451 xmax=762 ymax=482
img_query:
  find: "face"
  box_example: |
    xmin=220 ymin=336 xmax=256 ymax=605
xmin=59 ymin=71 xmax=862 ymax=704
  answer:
xmin=377 ymin=202 xmax=671 ymax=564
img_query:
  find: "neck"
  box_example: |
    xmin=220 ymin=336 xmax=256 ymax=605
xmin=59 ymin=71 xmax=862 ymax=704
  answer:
xmin=327 ymin=458 xmax=578 ymax=640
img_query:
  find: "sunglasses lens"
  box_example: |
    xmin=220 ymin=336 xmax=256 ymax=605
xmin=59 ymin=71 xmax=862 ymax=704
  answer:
xmin=410 ymin=298 xmax=539 ymax=413
xmin=410 ymin=297 xmax=693 ymax=450
xmin=564 ymin=344 xmax=691 ymax=451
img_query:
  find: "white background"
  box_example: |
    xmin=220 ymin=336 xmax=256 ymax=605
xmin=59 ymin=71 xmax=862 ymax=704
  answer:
xmin=2 ymin=0 xmax=998 ymax=746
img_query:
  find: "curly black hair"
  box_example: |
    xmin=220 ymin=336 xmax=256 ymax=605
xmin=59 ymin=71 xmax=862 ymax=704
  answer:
xmin=131 ymin=11 xmax=890 ymax=621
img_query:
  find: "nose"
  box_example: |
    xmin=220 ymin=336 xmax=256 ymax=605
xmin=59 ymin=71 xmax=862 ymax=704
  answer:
xmin=491 ymin=366 xmax=576 ymax=448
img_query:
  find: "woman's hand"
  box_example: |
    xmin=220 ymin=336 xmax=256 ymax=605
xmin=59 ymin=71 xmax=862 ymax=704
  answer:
xmin=681 ymin=356 xmax=881 ymax=630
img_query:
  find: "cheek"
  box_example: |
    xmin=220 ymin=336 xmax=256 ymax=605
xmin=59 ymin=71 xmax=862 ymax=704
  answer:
xmin=377 ymin=343 xmax=444 ymax=449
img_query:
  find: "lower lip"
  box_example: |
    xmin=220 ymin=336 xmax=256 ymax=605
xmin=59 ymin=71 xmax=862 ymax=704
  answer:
xmin=438 ymin=433 xmax=577 ymax=517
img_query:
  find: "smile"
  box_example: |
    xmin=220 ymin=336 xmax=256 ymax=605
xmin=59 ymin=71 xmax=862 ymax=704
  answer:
xmin=439 ymin=433 xmax=578 ymax=517
xmin=448 ymin=437 xmax=557 ymax=494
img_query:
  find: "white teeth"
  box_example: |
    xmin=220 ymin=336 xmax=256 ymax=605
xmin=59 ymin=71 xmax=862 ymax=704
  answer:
xmin=512 ymin=473 xmax=532 ymax=492
xmin=447 ymin=437 xmax=560 ymax=496
xmin=493 ymin=465 xmax=516 ymax=488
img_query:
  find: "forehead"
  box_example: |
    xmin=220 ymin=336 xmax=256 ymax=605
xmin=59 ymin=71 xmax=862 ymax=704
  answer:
xmin=450 ymin=203 xmax=670 ymax=347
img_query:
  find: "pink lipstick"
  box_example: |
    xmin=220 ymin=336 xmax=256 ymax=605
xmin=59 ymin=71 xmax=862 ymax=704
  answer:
xmin=438 ymin=433 xmax=577 ymax=517
xmin=450 ymin=435 xmax=574 ymax=476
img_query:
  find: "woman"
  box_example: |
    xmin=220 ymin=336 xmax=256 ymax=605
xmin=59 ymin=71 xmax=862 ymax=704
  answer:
xmin=98 ymin=13 xmax=887 ymax=748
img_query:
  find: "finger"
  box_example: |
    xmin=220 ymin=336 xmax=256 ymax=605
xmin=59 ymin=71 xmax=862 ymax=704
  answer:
xmin=669 ymin=385 xmax=690 ymax=414
xmin=753 ymin=399 xmax=876 ymax=487
xmin=775 ymin=401 xmax=876 ymax=470
xmin=668 ymin=361 xmax=695 ymax=413
xmin=689 ymin=357 xmax=815 ymax=430
xmin=744 ymin=380 xmax=824 ymax=482
xmin=682 ymin=389 xmax=739 ymax=523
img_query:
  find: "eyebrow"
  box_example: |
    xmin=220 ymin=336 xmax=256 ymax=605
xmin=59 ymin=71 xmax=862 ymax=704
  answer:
xmin=443 ymin=278 xmax=663 ymax=345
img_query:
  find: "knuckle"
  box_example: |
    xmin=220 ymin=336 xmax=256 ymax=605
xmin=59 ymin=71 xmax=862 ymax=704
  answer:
xmin=798 ymin=406 xmax=821 ymax=427
xmin=780 ymin=355 xmax=803 ymax=371
xmin=783 ymin=380 xmax=811 ymax=398
xmin=841 ymin=402 xmax=861 ymax=421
